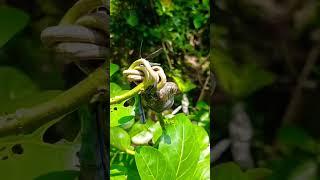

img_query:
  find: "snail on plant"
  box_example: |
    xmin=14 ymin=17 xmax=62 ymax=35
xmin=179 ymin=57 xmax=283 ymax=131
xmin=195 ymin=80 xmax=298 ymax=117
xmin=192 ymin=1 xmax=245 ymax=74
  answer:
xmin=142 ymin=77 xmax=179 ymax=113
xmin=123 ymin=58 xmax=179 ymax=114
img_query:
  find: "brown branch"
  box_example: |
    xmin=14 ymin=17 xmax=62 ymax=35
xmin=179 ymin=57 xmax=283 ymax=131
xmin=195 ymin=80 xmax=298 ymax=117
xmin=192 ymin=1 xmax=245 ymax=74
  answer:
xmin=282 ymin=45 xmax=320 ymax=125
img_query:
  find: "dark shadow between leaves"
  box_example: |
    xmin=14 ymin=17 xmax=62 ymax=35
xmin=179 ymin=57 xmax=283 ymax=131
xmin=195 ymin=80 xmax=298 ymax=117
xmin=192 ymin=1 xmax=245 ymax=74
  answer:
xmin=118 ymin=116 xmax=134 ymax=124
xmin=162 ymin=134 xmax=171 ymax=144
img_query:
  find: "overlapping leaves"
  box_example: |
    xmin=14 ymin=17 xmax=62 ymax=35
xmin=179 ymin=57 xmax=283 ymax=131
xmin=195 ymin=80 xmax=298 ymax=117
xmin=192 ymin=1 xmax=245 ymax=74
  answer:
xmin=135 ymin=114 xmax=210 ymax=180
xmin=0 ymin=68 xmax=80 ymax=179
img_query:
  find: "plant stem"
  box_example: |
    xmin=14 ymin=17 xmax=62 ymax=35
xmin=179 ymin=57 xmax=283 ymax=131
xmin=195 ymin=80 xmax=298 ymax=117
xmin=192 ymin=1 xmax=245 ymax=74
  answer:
xmin=110 ymin=150 xmax=119 ymax=165
xmin=59 ymin=0 xmax=102 ymax=25
xmin=110 ymin=83 xmax=145 ymax=105
xmin=282 ymin=45 xmax=320 ymax=125
xmin=125 ymin=149 xmax=136 ymax=155
xmin=0 ymin=64 xmax=107 ymax=137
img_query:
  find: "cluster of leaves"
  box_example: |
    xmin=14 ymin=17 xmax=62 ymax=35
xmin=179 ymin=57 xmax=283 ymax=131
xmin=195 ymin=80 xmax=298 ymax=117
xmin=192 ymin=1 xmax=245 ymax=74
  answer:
xmin=110 ymin=64 xmax=210 ymax=179
xmin=0 ymin=62 xmax=81 ymax=179
xmin=110 ymin=0 xmax=209 ymax=55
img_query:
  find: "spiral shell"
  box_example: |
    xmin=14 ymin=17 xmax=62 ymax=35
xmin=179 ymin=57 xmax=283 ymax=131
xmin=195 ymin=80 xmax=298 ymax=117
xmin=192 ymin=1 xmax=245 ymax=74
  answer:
xmin=40 ymin=4 xmax=109 ymax=70
xmin=142 ymin=82 xmax=179 ymax=112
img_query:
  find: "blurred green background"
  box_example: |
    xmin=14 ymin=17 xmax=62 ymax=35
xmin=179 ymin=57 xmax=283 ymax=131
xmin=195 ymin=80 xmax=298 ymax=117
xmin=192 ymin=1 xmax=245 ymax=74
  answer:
xmin=212 ymin=0 xmax=320 ymax=179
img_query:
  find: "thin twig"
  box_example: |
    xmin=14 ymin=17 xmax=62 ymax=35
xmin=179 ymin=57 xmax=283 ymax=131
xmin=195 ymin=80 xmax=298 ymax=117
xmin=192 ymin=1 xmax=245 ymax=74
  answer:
xmin=162 ymin=42 xmax=173 ymax=69
xmin=282 ymin=45 xmax=320 ymax=125
xmin=110 ymin=151 xmax=119 ymax=165
xmin=198 ymin=75 xmax=210 ymax=102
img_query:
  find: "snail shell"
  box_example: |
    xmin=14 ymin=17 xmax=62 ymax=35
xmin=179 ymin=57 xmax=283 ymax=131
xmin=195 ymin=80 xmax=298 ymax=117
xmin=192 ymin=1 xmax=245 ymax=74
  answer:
xmin=40 ymin=5 xmax=109 ymax=66
xmin=142 ymin=82 xmax=179 ymax=112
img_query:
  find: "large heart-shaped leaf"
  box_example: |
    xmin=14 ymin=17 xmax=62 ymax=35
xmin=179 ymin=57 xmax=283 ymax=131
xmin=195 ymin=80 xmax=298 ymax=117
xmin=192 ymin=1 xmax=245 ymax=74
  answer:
xmin=135 ymin=146 xmax=174 ymax=180
xmin=159 ymin=114 xmax=200 ymax=179
xmin=0 ymin=117 xmax=80 ymax=180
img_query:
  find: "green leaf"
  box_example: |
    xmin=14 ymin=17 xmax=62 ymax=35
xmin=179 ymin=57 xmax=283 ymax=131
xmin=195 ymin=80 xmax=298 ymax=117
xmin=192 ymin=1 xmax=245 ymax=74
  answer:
xmin=277 ymin=126 xmax=317 ymax=153
xmin=111 ymin=164 xmax=128 ymax=180
xmin=245 ymin=168 xmax=272 ymax=180
xmin=194 ymin=125 xmax=210 ymax=160
xmin=0 ymin=116 xmax=80 ymax=180
xmin=212 ymin=50 xmax=275 ymax=98
xmin=148 ymin=121 xmax=163 ymax=144
xmin=0 ymin=7 xmax=29 ymax=48
xmin=159 ymin=114 xmax=200 ymax=179
xmin=160 ymin=0 xmax=173 ymax=9
xmin=110 ymin=100 xmax=135 ymax=127
xmin=110 ymin=82 xmax=135 ymax=128
xmin=110 ymin=63 xmax=120 ymax=77
xmin=135 ymin=146 xmax=174 ymax=180
xmin=192 ymin=126 xmax=210 ymax=179
xmin=110 ymin=83 xmax=123 ymax=98
xmin=110 ymin=127 xmax=131 ymax=151
xmin=128 ymin=122 xmax=148 ymax=137
xmin=212 ymin=162 xmax=248 ymax=180
xmin=193 ymin=15 xmax=204 ymax=29
xmin=213 ymin=163 xmax=272 ymax=180
xmin=126 ymin=11 xmax=138 ymax=27
xmin=193 ymin=157 xmax=210 ymax=180
xmin=172 ymin=76 xmax=197 ymax=93
xmin=196 ymin=101 xmax=210 ymax=110
xmin=0 ymin=67 xmax=38 ymax=102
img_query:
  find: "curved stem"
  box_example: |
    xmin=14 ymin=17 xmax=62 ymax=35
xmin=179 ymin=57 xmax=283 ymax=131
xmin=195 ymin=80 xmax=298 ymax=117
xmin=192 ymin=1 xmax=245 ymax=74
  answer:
xmin=125 ymin=149 xmax=136 ymax=155
xmin=0 ymin=64 xmax=107 ymax=137
xmin=110 ymin=83 xmax=145 ymax=105
xmin=59 ymin=0 xmax=103 ymax=24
